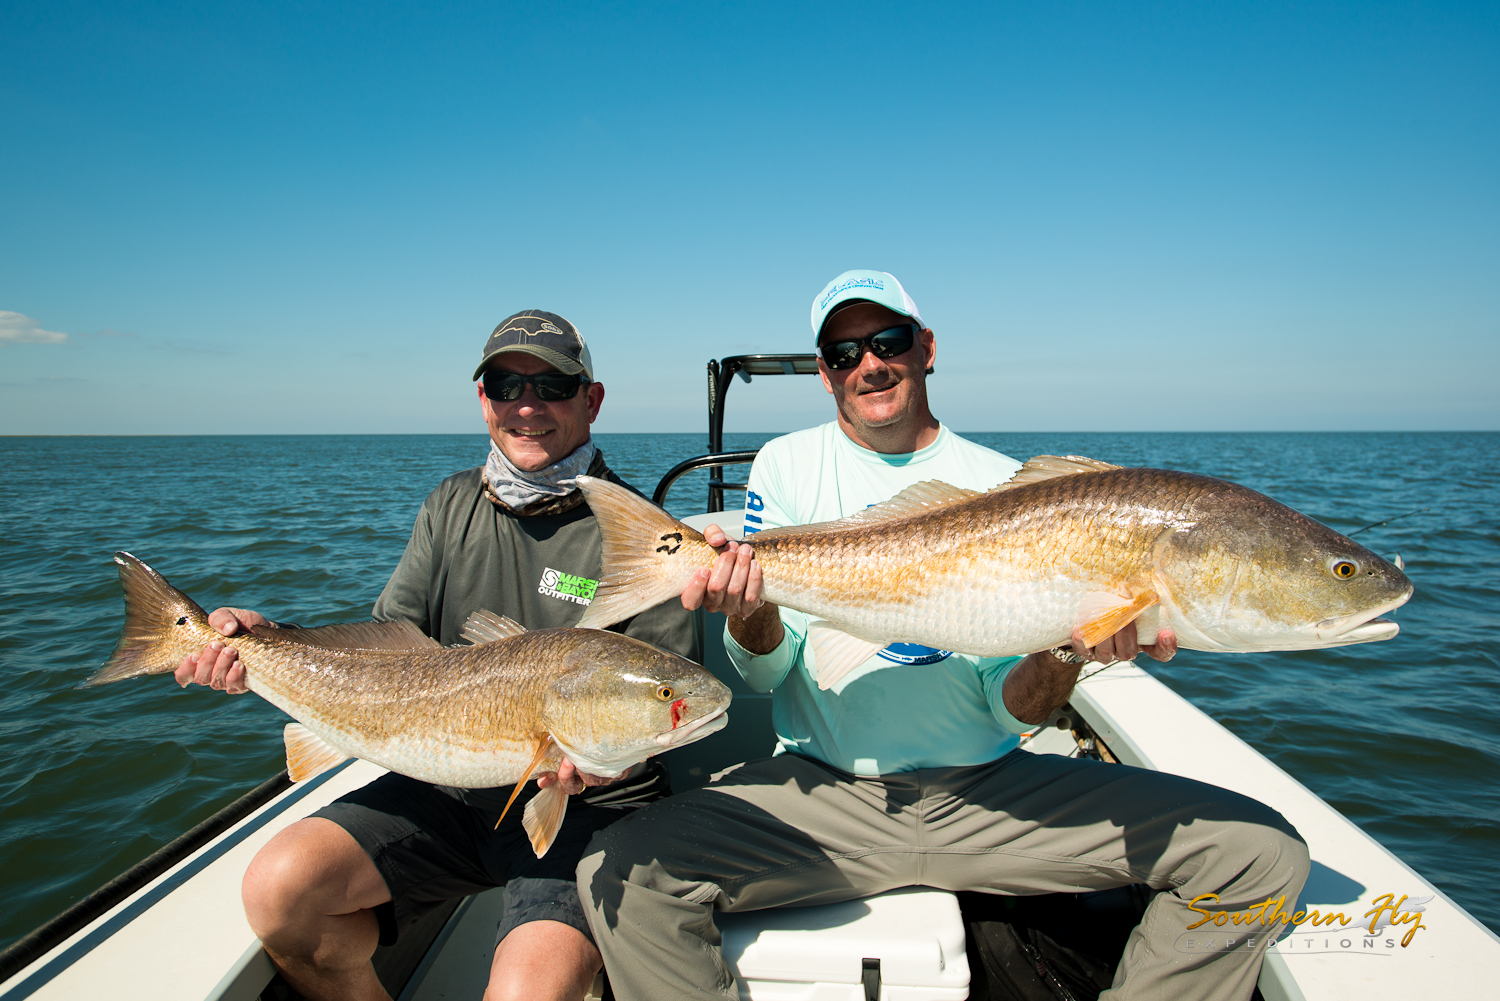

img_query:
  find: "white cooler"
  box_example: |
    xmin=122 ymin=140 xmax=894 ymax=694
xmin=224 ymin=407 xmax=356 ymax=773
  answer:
xmin=718 ymin=887 xmax=971 ymax=1001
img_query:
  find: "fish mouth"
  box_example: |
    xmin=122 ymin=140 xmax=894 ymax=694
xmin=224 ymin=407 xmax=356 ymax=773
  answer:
xmin=1314 ymin=589 xmax=1413 ymax=644
xmin=654 ymin=706 xmax=729 ymax=748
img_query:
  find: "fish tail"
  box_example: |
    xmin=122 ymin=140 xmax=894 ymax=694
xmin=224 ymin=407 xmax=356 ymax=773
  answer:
xmin=574 ymin=476 xmax=715 ymax=629
xmin=82 ymin=552 xmax=209 ymax=687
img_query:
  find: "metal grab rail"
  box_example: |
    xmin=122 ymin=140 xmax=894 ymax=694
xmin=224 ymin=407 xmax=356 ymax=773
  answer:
xmin=652 ymin=451 xmax=761 ymax=510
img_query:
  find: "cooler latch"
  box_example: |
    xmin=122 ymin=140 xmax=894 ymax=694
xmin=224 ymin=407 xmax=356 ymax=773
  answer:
xmin=861 ymin=957 xmax=881 ymax=1001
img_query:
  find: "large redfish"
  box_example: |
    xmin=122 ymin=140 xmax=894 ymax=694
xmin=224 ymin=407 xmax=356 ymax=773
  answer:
xmin=572 ymin=456 xmax=1413 ymax=689
xmin=85 ymin=553 xmax=731 ymax=856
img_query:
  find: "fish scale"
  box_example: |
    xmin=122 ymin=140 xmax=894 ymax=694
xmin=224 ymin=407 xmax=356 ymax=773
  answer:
xmin=574 ymin=457 xmax=1413 ymax=690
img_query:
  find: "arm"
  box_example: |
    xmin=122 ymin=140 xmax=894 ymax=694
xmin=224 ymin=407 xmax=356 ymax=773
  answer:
xmin=1001 ymin=626 xmax=1180 ymax=726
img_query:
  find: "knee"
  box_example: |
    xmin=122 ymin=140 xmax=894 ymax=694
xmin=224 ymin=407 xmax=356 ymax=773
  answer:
xmin=1217 ymin=804 xmax=1312 ymax=902
xmin=241 ymin=819 xmax=365 ymax=938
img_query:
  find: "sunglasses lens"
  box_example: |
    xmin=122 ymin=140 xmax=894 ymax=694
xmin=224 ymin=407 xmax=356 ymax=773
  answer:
xmin=822 ymin=341 xmax=864 ymax=370
xmin=533 ymin=375 xmax=582 ymax=401
xmin=869 ymin=326 xmax=915 ymax=358
xmin=483 ymin=372 xmax=523 ymax=401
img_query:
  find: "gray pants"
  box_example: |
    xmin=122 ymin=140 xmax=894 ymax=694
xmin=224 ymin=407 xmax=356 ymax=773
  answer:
xmin=578 ymin=750 xmax=1309 ymax=1001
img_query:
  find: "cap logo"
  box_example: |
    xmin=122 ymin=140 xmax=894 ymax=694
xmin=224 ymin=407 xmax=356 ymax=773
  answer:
xmin=819 ymin=277 xmax=885 ymax=310
xmin=539 ymin=321 xmax=564 ymax=336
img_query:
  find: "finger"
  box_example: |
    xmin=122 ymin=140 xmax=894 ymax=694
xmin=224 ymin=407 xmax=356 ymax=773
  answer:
xmin=703 ymin=523 xmax=727 ymax=548
xmin=212 ymin=646 xmax=241 ymax=690
xmin=535 ymin=771 xmax=557 ymax=789
xmin=1144 ymin=629 xmax=1179 ymax=663
xmin=557 ymin=759 xmax=578 ymax=783
xmin=191 ymin=643 xmax=222 ymax=686
xmin=680 ymin=568 xmax=710 ymax=611
xmin=743 ymin=558 xmax=764 ymax=607
xmin=208 ymin=608 xmax=242 ymax=636
xmin=725 ymin=546 xmax=755 ymax=609
xmin=175 ymin=654 xmax=196 ymax=687
xmin=1112 ymin=626 xmax=1140 ymax=662
xmin=705 ymin=551 xmax=738 ymax=604
xmin=225 ymin=661 xmax=249 ymax=695
xmin=1069 ymin=628 xmax=1092 ymax=662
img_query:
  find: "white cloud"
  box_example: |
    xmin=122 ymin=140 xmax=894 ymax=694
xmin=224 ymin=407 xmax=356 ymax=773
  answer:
xmin=0 ymin=311 xmax=69 ymax=344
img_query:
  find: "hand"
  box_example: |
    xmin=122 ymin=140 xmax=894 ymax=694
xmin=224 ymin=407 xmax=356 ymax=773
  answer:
xmin=173 ymin=607 xmax=269 ymax=695
xmin=680 ymin=523 xmax=765 ymax=619
xmin=1066 ymin=625 xmax=1178 ymax=666
xmin=535 ymin=757 xmax=624 ymax=796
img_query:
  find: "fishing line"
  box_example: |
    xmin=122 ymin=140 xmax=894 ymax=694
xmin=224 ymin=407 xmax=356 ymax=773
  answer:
xmin=1347 ymin=508 xmax=1427 ymax=537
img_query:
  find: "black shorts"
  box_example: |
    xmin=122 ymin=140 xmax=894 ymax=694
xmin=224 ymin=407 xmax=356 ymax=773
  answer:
xmin=312 ymin=767 xmax=665 ymax=946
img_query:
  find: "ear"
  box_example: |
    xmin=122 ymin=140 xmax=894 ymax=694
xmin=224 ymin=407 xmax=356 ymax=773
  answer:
xmin=585 ymin=381 xmax=605 ymax=423
xmin=919 ymin=328 xmax=936 ymax=371
xmin=477 ymin=381 xmax=492 ymax=417
xmin=817 ymin=358 xmax=835 ymax=395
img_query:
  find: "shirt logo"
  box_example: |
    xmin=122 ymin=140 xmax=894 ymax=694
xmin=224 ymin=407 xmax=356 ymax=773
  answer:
xmin=539 ymin=567 xmax=598 ymax=605
xmin=877 ymin=643 xmax=952 ymax=665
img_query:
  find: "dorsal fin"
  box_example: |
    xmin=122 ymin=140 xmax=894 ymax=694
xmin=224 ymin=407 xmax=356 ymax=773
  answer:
xmin=253 ymin=620 xmax=440 ymax=650
xmin=994 ymin=455 xmax=1122 ymax=491
xmin=461 ymin=609 xmax=528 ymax=645
xmin=750 ymin=480 xmax=981 ymax=540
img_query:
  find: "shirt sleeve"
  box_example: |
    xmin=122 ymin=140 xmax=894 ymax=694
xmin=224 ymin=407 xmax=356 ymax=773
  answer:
xmin=976 ymin=655 xmax=1032 ymax=735
xmin=371 ymin=497 xmax=436 ymax=633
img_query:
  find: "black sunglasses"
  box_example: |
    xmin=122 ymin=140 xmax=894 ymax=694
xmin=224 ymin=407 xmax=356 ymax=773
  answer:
xmin=482 ymin=370 xmax=591 ymax=402
xmin=817 ymin=324 xmax=919 ymax=371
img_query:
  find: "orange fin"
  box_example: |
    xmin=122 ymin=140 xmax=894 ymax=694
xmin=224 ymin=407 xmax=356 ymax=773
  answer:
xmin=522 ymin=782 xmax=569 ymax=858
xmin=1077 ymin=590 xmax=1159 ymax=648
xmin=283 ymin=723 xmax=350 ymax=782
xmin=494 ymin=735 xmax=556 ymax=830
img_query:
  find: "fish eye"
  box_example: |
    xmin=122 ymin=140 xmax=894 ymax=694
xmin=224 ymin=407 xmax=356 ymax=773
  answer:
xmin=1330 ymin=560 xmax=1359 ymax=579
xmin=656 ymin=685 xmax=675 ymax=701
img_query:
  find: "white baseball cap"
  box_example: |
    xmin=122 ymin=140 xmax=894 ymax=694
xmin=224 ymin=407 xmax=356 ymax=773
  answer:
xmin=810 ymin=270 xmax=925 ymax=343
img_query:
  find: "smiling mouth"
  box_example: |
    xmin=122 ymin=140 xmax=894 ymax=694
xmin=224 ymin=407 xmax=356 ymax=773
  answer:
xmin=508 ymin=429 xmax=551 ymax=436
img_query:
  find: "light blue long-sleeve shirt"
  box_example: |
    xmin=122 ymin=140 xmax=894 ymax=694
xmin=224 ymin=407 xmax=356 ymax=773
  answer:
xmin=726 ymin=423 xmax=1032 ymax=775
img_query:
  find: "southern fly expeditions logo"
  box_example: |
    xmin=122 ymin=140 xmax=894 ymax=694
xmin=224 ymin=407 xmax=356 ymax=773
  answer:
xmin=1174 ymin=891 xmax=1433 ymax=957
xmin=539 ymin=567 xmax=598 ymax=605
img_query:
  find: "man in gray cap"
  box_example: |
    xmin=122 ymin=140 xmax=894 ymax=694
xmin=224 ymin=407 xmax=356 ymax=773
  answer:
xmin=176 ymin=310 xmax=694 ymax=1001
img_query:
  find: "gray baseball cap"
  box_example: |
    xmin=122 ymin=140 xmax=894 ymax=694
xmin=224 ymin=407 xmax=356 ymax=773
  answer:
xmin=472 ymin=310 xmax=595 ymax=381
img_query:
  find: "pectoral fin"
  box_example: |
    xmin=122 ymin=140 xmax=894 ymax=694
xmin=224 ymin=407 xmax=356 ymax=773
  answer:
xmin=1077 ymin=590 xmax=1160 ymax=649
xmin=283 ymin=723 xmax=350 ymax=782
xmin=522 ymin=783 xmax=569 ymax=859
xmin=808 ymin=621 xmax=887 ymax=691
xmin=494 ymin=735 xmax=556 ymax=830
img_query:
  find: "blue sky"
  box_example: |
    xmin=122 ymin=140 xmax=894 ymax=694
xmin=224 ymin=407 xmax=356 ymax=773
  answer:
xmin=2 ymin=1 xmax=1495 ymax=435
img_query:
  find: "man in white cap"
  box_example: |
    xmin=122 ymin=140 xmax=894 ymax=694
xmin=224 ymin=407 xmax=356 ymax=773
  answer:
xmin=579 ymin=273 xmax=1309 ymax=1000
xmin=177 ymin=310 xmax=693 ymax=1001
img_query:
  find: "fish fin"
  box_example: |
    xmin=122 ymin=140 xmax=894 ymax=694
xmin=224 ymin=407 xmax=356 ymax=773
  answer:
xmin=283 ymin=723 xmax=350 ymax=782
xmin=495 ymin=735 xmax=556 ymax=830
xmin=522 ymin=782 xmax=570 ymax=859
xmin=1077 ymin=590 xmax=1160 ymax=648
xmin=573 ymin=476 xmax=712 ymax=629
xmin=84 ymin=553 xmax=209 ymax=687
xmin=752 ymin=481 xmax=982 ymax=540
xmin=995 ymin=455 xmax=1123 ymax=492
xmin=258 ymin=620 xmax=440 ymax=650
xmin=460 ymin=609 xmax=528 ymax=645
xmin=808 ymin=621 xmax=888 ymax=691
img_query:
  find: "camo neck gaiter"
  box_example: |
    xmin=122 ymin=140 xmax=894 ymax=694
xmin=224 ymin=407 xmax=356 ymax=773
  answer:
xmin=482 ymin=439 xmax=598 ymax=517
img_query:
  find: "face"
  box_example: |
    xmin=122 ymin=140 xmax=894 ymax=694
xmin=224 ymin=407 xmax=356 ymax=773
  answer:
xmin=817 ymin=301 xmax=937 ymax=439
xmin=477 ymin=353 xmax=605 ymax=472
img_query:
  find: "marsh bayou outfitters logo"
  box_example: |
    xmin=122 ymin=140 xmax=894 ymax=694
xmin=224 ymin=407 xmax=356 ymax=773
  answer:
xmin=540 ymin=567 xmax=598 ymax=605
xmin=1176 ymin=892 xmax=1433 ymax=956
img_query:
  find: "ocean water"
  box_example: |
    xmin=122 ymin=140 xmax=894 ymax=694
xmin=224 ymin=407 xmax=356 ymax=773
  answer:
xmin=0 ymin=431 xmax=1496 ymax=953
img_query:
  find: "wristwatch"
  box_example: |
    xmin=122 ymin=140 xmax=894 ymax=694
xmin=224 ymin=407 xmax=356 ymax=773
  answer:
xmin=1046 ymin=645 xmax=1089 ymax=665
